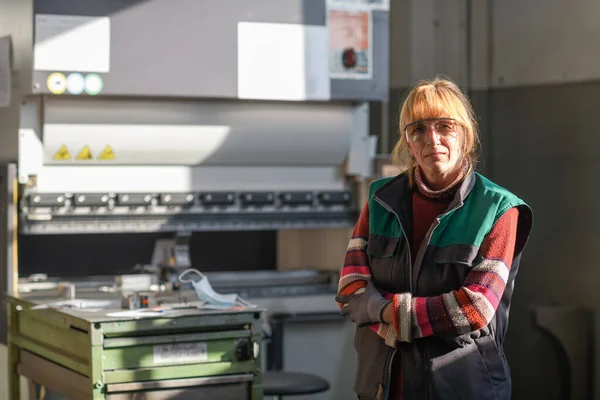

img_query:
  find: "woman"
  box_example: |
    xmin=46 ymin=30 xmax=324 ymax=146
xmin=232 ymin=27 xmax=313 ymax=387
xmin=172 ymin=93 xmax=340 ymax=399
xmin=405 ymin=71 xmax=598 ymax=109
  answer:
xmin=336 ymin=77 xmax=533 ymax=400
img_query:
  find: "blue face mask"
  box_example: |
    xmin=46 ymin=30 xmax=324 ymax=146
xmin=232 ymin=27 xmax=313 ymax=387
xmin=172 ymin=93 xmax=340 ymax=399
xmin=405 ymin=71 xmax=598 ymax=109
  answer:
xmin=178 ymin=269 xmax=254 ymax=309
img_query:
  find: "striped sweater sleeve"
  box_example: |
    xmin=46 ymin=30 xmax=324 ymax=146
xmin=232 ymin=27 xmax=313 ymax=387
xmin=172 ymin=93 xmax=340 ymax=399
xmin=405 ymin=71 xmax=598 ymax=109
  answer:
xmin=337 ymin=202 xmax=397 ymax=344
xmin=392 ymin=207 xmax=520 ymax=342
xmin=337 ymin=202 xmax=371 ymax=298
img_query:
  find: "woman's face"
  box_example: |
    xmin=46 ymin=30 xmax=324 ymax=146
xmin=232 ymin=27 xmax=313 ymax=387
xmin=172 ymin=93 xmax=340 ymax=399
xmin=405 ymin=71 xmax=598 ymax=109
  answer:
xmin=405 ymin=116 xmax=464 ymax=182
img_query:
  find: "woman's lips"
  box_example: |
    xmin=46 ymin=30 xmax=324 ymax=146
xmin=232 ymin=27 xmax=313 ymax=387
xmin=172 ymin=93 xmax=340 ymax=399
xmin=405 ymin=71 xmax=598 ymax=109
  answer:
xmin=427 ymin=152 xmax=446 ymax=159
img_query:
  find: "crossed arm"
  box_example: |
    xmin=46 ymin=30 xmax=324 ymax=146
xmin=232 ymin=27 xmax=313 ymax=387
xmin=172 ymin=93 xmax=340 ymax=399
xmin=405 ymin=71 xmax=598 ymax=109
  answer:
xmin=336 ymin=202 xmax=519 ymax=345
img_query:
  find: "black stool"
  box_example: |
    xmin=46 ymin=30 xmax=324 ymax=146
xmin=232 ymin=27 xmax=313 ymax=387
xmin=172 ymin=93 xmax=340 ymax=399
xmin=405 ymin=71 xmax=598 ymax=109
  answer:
xmin=262 ymin=370 xmax=330 ymax=400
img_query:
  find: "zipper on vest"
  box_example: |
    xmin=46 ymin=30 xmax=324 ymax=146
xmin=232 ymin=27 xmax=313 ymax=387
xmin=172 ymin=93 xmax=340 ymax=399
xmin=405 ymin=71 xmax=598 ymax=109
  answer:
xmin=373 ymin=196 xmax=408 ymax=400
xmin=374 ymin=195 xmax=463 ymax=400
xmin=383 ymin=348 xmax=397 ymax=400
xmin=412 ymin=201 xmax=464 ymax=288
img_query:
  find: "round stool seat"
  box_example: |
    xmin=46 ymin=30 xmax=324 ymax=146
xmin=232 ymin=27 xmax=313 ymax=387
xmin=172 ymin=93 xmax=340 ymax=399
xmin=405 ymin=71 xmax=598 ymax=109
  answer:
xmin=262 ymin=371 xmax=330 ymax=396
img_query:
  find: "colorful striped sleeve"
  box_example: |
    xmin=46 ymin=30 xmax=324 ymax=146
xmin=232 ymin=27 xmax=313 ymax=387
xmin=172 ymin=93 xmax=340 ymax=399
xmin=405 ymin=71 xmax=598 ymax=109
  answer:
xmin=392 ymin=207 xmax=520 ymax=342
xmin=337 ymin=202 xmax=371 ymax=299
xmin=337 ymin=202 xmax=397 ymax=345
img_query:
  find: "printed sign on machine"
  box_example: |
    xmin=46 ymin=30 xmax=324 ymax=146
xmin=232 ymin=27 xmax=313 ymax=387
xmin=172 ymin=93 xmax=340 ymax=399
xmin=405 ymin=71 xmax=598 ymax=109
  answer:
xmin=327 ymin=6 xmax=373 ymax=80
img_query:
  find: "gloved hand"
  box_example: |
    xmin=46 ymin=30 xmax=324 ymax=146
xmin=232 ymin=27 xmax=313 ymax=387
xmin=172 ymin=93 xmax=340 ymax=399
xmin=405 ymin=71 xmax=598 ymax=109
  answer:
xmin=335 ymin=280 xmax=391 ymax=327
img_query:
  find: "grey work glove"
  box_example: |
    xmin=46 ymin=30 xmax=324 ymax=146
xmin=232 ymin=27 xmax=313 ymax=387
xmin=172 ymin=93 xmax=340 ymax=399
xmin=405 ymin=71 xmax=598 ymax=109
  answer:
xmin=335 ymin=280 xmax=391 ymax=327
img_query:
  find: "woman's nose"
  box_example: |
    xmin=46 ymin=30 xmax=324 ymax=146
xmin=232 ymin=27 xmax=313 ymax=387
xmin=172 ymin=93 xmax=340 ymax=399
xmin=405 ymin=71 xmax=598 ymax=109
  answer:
xmin=425 ymin=125 xmax=441 ymax=144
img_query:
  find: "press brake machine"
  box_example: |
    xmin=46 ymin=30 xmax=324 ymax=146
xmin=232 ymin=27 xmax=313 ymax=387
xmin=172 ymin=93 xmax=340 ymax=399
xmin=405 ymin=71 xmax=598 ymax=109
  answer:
xmin=0 ymin=0 xmax=390 ymax=399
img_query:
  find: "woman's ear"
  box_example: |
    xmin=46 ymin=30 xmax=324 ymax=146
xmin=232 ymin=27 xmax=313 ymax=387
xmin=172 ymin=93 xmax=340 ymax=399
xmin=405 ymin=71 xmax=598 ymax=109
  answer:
xmin=461 ymin=128 xmax=468 ymax=157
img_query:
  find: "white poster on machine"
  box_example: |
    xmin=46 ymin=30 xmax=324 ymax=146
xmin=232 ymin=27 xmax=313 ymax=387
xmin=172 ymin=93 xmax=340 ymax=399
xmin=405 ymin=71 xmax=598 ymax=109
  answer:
xmin=327 ymin=5 xmax=373 ymax=80
xmin=237 ymin=22 xmax=330 ymax=101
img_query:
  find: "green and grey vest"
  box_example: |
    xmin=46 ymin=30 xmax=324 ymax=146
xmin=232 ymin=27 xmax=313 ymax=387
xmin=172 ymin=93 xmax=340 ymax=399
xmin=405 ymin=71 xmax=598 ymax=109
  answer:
xmin=353 ymin=171 xmax=533 ymax=400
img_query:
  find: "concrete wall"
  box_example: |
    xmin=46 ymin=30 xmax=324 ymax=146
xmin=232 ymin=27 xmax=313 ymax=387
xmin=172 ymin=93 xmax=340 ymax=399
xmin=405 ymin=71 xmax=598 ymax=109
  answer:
xmin=384 ymin=1 xmax=600 ymax=399
xmin=486 ymin=2 xmax=600 ymax=398
xmin=491 ymin=0 xmax=600 ymax=88
xmin=384 ymin=0 xmax=471 ymax=155
xmin=482 ymin=1 xmax=600 ymax=399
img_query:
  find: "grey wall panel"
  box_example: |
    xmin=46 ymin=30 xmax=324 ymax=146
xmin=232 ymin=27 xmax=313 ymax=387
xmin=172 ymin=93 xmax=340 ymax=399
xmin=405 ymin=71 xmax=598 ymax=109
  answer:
xmin=433 ymin=0 xmax=468 ymax=88
xmin=31 ymin=0 xmax=388 ymax=101
xmin=400 ymin=0 xmax=468 ymax=88
xmin=469 ymin=90 xmax=492 ymax=177
xmin=408 ymin=0 xmax=436 ymax=82
xmin=379 ymin=87 xmax=405 ymax=154
xmin=468 ymin=0 xmax=492 ymax=91
xmin=492 ymin=0 xmax=600 ymax=88
xmin=388 ymin=1 xmax=411 ymax=90
xmin=486 ymin=82 xmax=600 ymax=400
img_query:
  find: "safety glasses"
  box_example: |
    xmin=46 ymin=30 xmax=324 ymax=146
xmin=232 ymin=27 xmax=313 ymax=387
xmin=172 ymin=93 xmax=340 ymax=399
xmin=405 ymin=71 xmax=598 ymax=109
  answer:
xmin=403 ymin=117 xmax=461 ymax=143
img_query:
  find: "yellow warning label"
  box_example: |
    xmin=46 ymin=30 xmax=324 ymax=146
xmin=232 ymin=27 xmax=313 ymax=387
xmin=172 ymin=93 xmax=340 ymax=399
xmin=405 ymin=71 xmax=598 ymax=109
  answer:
xmin=53 ymin=145 xmax=71 ymax=161
xmin=76 ymin=145 xmax=93 ymax=160
xmin=98 ymin=145 xmax=115 ymax=160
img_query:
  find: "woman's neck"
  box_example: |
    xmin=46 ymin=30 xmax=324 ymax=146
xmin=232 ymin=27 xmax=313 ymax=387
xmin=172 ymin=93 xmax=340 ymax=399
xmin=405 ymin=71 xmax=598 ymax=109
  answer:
xmin=415 ymin=161 xmax=468 ymax=198
xmin=422 ymin=169 xmax=461 ymax=191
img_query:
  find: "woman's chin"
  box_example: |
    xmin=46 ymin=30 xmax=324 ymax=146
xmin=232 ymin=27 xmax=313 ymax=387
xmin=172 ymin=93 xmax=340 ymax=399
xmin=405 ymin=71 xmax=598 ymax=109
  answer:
xmin=423 ymin=161 xmax=449 ymax=175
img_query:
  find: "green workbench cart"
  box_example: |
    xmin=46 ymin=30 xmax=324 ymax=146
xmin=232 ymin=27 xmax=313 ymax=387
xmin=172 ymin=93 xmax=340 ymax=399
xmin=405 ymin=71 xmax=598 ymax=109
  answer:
xmin=6 ymin=295 xmax=264 ymax=399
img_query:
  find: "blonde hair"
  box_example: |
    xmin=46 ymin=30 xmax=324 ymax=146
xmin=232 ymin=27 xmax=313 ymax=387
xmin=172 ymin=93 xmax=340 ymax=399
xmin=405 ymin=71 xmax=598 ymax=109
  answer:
xmin=391 ymin=76 xmax=480 ymax=183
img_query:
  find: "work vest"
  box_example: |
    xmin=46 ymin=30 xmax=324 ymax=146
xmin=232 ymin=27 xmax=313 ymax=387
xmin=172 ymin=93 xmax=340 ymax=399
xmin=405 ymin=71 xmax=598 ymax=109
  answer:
xmin=353 ymin=171 xmax=533 ymax=400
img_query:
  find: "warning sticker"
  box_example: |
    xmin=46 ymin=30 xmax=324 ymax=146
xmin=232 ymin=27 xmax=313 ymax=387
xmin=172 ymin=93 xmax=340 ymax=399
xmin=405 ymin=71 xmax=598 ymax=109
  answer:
xmin=327 ymin=7 xmax=372 ymax=80
xmin=53 ymin=145 xmax=71 ymax=161
xmin=97 ymin=145 xmax=115 ymax=160
xmin=76 ymin=145 xmax=93 ymax=160
xmin=47 ymin=72 xmax=67 ymax=95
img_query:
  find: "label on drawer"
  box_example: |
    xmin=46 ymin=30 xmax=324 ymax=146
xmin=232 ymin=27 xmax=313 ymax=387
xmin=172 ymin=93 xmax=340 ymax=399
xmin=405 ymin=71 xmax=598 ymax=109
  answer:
xmin=153 ymin=342 xmax=208 ymax=364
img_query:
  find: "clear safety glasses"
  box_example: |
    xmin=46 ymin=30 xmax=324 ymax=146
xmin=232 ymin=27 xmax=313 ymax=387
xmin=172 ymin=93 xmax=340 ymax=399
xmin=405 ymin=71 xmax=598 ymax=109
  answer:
xmin=404 ymin=117 xmax=461 ymax=143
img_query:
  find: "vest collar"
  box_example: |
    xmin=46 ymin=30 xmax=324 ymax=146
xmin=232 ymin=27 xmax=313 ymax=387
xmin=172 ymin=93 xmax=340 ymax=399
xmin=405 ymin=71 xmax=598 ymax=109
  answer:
xmin=373 ymin=169 xmax=478 ymax=221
